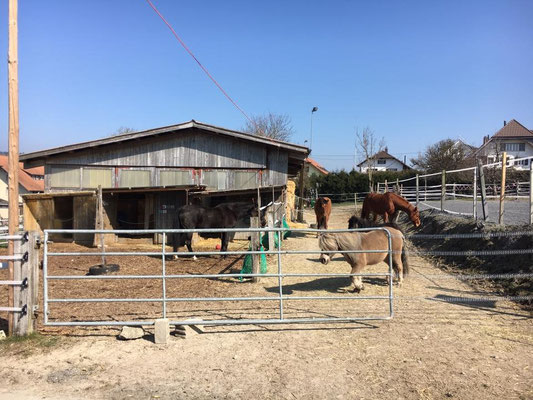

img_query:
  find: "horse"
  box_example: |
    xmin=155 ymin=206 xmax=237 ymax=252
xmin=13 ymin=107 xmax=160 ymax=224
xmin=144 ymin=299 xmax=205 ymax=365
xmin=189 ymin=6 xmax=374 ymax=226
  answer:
xmin=361 ymin=192 xmax=420 ymax=228
xmin=318 ymin=227 xmax=409 ymax=292
xmin=314 ymin=197 xmax=332 ymax=231
xmin=171 ymin=201 xmax=262 ymax=259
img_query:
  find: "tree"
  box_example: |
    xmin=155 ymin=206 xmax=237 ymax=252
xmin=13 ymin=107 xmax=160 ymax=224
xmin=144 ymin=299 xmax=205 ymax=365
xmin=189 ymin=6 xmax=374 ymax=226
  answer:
xmin=355 ymin=127 xmax=385 ymax=192
xmin=243 ymin=113 xmax=294 ymax=141
xmin=109 ymin=127 xmax=137 ymax=136
xmin=410 ymin=139 xmax=470 ymax=173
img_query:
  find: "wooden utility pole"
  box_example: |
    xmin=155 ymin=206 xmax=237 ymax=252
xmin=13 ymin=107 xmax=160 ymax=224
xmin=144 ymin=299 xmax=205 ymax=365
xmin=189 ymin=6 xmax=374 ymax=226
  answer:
xmin=477 ymin=159 xmax=488 ymax=221
xmin=7 ymin=0 xmax=19 ymax=335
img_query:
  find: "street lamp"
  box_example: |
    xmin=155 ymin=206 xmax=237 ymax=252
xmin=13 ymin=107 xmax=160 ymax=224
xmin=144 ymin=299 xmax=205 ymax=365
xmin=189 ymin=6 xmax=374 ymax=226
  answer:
xmin=310 ymin=106 xmax=318 ymax=152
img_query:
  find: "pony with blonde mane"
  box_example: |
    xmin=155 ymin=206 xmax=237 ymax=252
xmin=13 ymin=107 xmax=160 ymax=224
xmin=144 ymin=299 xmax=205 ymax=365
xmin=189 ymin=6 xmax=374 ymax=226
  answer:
xmin=318 ymin=227 xmax=408 ymax=292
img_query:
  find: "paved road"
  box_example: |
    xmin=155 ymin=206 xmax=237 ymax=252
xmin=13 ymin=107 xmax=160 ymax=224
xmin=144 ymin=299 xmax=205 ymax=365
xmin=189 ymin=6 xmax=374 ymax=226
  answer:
xmin=418 ymin=198 xmax=531 ymax=225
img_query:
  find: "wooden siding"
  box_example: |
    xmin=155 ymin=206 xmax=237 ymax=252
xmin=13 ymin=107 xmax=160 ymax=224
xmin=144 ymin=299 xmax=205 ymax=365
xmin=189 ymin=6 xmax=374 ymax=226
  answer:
xmin=42 ymin=129 xmax=290 ymax=192
xmin=48 ymin=131 xmax=267 ymax=169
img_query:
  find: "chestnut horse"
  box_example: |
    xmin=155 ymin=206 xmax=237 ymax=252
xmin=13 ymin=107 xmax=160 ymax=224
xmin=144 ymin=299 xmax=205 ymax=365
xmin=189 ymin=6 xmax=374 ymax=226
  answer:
xmin=361 ymin=192 xmax=420 ymax=227
xmin=314 ymin=197 xmax=332 ymax=230
xmin=318 ymin=227 xmax=409 ymax=292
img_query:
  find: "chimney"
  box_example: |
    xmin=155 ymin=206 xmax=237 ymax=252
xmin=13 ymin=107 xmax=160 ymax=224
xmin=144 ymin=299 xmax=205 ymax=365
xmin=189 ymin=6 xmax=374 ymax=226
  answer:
xmin=384 ymin=146 xmax=388 ymax=153
xmin=503 ymin=120 xmax=506 ymax=126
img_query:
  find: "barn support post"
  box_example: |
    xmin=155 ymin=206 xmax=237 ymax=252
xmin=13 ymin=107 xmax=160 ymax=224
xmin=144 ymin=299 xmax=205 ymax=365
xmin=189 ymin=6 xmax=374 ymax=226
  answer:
xmin=96 ymin=186 xmax=106 ymax=266
xmin=267 ymin=212 xmax=275 ymax=253
xmin=477 ymin=159 xmax=488 ymax=221
xmin=441 ymin=170 xmax=446 ymax=212
xmin=499 ymin=152 xmax=507 ymax=225
xmin=473 ymin=167 xmax=478 ymax=220
xmin=529 ymin=162 xmax=533 ymax=225
xmin=250 ymin=217 xmax=260 ymax=283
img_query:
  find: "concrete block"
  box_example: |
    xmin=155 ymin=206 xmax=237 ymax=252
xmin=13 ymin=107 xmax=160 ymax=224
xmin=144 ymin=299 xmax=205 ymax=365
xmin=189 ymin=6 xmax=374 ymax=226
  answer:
xmin=154 ymin=318 xmax=170 ymax=344
xmin=173 ymin=318 xmax=203 ymax=338
xmin=118 ymin=326 xmax=145 ymax=340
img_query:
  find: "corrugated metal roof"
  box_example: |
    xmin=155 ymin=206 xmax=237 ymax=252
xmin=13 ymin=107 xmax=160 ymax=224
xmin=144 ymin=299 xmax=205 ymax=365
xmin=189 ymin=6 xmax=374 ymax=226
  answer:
xmin=19 ymin=120 xmax=310 ymax=162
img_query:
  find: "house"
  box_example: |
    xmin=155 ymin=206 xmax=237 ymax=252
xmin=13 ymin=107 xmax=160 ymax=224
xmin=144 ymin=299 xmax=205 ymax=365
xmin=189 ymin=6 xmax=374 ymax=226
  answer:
xmin=475 ymin=120 xmax=533 ymax=169
xmin=19 ymin=120 xmax=309 ymax=244
xmin=304 ymin=158 xmax=328 ymax=177
xmin=0 ymin=155 xmax=44 ymax=220
xmin=357 ymin=148 xmax=411 ymax=172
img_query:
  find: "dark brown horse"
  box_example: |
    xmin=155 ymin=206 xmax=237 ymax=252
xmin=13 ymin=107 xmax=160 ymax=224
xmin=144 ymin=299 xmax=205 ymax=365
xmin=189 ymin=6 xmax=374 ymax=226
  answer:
xmin=314 ymin=197 xmax=332 ymax=230
xmin=361 ymin=192 xmax=420 ymax=227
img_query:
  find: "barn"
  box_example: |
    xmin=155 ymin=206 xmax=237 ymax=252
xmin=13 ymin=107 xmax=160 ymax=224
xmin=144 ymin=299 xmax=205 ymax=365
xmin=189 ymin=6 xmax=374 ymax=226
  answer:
xmin=20 ymin=120 xmax=309 ymax=244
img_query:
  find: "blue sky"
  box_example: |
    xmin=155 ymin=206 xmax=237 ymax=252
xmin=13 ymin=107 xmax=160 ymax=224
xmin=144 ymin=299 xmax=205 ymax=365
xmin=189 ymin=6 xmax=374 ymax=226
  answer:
xmin=1 ymin=0 xmax=532 ymax=171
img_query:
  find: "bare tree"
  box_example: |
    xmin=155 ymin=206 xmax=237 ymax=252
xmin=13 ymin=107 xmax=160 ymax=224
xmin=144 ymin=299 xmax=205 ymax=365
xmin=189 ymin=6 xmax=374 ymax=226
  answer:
xmin=243 ymin=113 xmax=294 ymax=141
xmin=355 ymin=127 xmax=385 ymax=192
xmin=109 ymin=127 xmax=137 ymax=137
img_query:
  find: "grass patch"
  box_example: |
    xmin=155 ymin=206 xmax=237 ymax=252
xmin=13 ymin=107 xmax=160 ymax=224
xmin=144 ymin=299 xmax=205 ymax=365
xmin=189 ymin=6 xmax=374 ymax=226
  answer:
xmin=1 ymin=332 xmax=60 ymax=357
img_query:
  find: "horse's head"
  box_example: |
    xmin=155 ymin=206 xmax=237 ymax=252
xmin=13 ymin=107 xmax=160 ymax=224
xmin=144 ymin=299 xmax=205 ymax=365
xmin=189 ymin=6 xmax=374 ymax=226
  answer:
xmin=318 ymin=233 xmax=336 ymax=264
xmin=410 ymin=207 xmax=421 ymax=228
xmin=348 ymin=215 xmax=372 ymax=229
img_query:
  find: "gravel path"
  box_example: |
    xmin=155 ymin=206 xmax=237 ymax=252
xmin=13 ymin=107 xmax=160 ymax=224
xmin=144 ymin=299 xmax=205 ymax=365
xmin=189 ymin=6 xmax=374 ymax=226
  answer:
xmin=418 ymin=198 xmax=531 ymax=225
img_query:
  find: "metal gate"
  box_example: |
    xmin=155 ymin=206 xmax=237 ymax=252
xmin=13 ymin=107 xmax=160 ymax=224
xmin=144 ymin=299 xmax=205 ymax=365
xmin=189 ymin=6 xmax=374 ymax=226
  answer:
xmin=43 ymin=227 xmax=395 ymax=327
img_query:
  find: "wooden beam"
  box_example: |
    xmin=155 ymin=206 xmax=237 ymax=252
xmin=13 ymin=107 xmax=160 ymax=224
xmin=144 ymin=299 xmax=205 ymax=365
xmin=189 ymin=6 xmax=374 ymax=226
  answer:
xmin=7 ymin=0 xmax=19 ymax=335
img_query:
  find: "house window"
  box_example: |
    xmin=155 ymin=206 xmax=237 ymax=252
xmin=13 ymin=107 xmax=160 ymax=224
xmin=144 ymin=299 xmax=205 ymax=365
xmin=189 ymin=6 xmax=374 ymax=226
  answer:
xmin=500 ymin=143 xmax=525 ymax=152
xmin=377 ymin=159 xmax=386 ymax=164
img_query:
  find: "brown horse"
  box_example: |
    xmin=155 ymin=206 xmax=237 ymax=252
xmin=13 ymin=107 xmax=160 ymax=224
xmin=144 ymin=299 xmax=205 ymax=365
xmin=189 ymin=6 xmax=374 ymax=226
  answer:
xmin=319 ymin=227 xmax=408 ymax=292
xmin=314 ymin=197 xmax=332 ymax=230
xmin=361 ymin=192 xmax=420 ymax=227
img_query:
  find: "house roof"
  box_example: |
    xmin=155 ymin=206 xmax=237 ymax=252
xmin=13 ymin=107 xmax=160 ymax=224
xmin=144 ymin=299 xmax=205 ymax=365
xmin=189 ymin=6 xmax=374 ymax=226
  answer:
xmin=305 ymin=158 xmax=328 ymax=175
xmin=357 ymin=149 xmax=411 ymax=169
xmin=474 ymin=119 xmax=533 ymax=156
xmin=0 ymin=155 xmax=44 ymax=192
xmin=492 ymin=120 xmax=533 ymax=138
xmin=19 ymin=120 xmax=310 ymax=163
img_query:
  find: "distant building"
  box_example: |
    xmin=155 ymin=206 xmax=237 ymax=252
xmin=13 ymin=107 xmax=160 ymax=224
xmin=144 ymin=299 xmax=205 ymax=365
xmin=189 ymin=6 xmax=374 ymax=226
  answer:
xmin=475 ymin=119 xmax=533 ymax=169
xmin=0 ymin=155 xmax=44 ymax=219
xmin=304 ymin=158 xmax=328 ymax=177
xmin=357 ymin=148 xmax=411 ymax=172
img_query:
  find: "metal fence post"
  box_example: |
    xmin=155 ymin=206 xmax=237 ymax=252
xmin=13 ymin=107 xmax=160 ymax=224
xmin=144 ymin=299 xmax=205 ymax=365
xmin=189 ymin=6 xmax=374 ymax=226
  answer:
xmin=162 ymin=232 xmax=167 ymax=319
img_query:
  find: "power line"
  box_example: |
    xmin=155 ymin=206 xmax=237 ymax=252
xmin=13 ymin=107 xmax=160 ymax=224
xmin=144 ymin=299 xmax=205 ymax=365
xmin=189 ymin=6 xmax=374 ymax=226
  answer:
xmin=145 ymin=0 xmax=254 ymax=126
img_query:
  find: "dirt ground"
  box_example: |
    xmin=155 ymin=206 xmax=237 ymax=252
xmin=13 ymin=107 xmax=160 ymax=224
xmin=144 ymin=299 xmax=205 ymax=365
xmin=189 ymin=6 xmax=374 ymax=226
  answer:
xmin=1 ymin=205 xmax=532 ymax=400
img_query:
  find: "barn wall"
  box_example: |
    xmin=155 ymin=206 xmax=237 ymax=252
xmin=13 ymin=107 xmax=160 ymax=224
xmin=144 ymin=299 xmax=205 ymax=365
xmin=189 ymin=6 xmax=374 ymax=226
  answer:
xmin=73 ymin=195 xmax=97 ymax=244
xmin=47 ymin=131 xmax=267 ymax=169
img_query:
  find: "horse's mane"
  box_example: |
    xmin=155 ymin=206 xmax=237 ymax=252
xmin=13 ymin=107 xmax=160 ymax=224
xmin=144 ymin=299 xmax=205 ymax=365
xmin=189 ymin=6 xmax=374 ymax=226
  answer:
xmin=348 ymin=215 xmax=404 ymax=234
xmin=388 ymin=192 xmax=415 ymax=212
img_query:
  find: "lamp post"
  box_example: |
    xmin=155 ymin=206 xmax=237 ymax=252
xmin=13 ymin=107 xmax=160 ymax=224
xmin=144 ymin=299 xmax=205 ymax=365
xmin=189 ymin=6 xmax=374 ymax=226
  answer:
xmin=310 ymin=106 xmax=318 ymax=151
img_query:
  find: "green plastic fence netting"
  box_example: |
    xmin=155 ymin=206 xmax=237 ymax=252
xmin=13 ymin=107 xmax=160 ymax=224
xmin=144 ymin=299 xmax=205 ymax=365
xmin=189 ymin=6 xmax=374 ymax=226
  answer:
xmin=239 ymin=245 xmax=267 ymax=281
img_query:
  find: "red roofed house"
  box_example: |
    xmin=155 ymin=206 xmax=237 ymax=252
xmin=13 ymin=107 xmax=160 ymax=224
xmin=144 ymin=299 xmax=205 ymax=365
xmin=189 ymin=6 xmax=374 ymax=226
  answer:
xmin=0 ymin=155 xmax=44 ymax=220
xmin=304 ymin=158 xmax=329 ymax=177
xmin=474 ymin=119 xmax=533 ymax=170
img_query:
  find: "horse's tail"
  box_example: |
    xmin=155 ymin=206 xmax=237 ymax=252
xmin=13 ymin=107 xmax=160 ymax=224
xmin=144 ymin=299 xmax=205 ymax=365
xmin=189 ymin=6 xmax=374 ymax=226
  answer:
xmin=401 ymin=238 xmax=409 ymax=276
xmin=172 ymin=212 xmax=185 ymax=251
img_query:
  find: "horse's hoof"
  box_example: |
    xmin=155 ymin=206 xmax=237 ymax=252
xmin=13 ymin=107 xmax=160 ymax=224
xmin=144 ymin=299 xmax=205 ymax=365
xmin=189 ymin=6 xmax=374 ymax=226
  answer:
xmin=351 ymin=287 xmax=362 ymax=293
xmin=173 ymin=255 xmax=178 ymax=261
xmin=193 ymin=255 xmax=198 ymax=261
